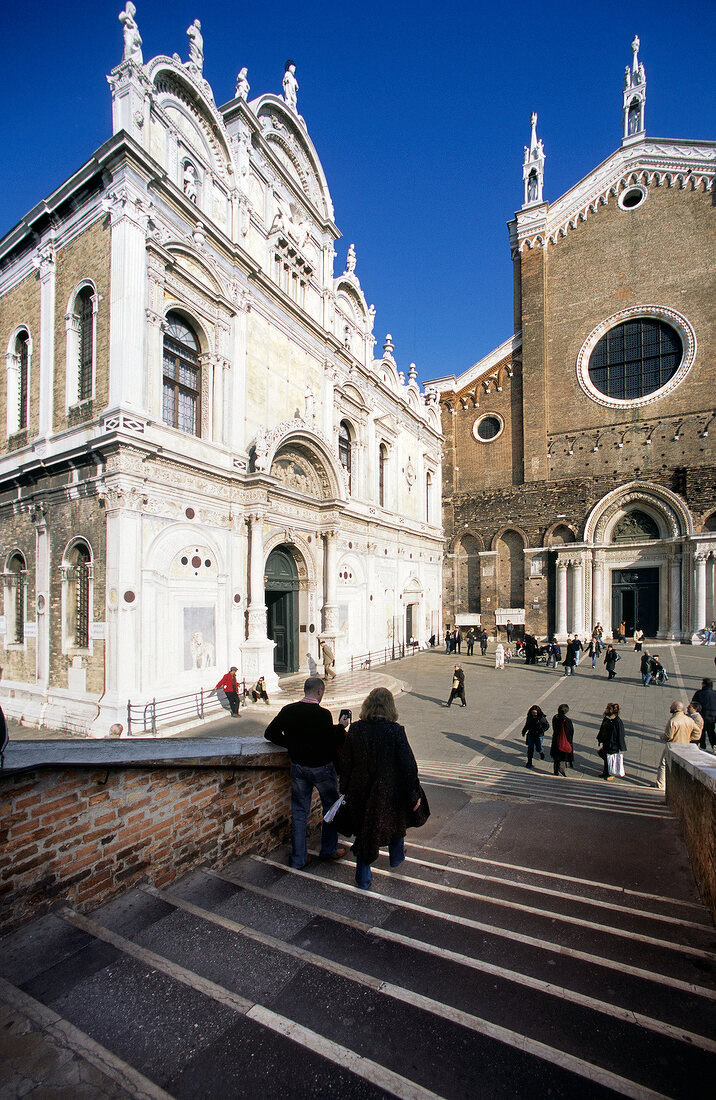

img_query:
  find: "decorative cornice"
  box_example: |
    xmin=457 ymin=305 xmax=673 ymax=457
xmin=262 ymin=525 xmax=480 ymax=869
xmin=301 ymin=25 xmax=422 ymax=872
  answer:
xmin=510 ymin=138 xmax=716 ymax=255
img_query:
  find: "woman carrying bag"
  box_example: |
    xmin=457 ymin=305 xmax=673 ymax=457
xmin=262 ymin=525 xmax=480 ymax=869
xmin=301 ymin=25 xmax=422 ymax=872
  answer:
xmin=340 ymin=687 xmax=427 ymax=890
xmin=550 ymin=703 xmax=574 ymax=776
xmin=596 ymin=702 xmax=627 ymax=780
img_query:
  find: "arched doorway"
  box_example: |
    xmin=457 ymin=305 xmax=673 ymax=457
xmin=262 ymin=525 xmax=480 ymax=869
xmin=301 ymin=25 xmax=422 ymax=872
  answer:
xmin=265 ymin=546 xmax=299 ymax=674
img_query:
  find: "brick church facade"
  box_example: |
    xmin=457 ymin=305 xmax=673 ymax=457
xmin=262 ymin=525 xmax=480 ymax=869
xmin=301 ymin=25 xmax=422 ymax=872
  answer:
xmin=429 ymin=39 xmax=715 ymax=643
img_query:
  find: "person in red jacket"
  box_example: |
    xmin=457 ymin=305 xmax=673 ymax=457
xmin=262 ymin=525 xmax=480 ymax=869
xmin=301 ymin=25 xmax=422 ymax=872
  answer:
xmin=214 ymin=666 xmax=241 ymax=716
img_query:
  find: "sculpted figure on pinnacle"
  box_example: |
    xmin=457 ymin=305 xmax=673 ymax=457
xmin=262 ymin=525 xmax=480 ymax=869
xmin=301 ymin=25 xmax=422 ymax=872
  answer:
xmin=119 ymin=2 xmax=143 ymax=65
xmin=236 ymin=67 xmax=250 ymax=100
xmin=283 ymin=60 xmax=298 ymax=111
xmin=187 ymin=19 xmax=204 ymax=73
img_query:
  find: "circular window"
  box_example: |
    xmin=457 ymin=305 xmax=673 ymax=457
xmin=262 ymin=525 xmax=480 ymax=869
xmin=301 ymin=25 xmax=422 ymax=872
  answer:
xmin=576 ymin=306 xmax=696 ymax=409
xmin=473 ymin=414 xmax=504 ymax=442
xmin=618 ymin=185 xmax=647 ymax=211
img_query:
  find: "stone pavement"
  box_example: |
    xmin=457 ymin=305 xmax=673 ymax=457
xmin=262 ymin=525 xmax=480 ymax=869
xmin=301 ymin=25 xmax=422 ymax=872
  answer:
xmin=2 ymin=642 xmax=715 ymax=1097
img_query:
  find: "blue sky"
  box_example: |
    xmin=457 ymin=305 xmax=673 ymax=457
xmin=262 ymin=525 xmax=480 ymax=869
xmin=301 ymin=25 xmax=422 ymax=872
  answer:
xmin=1 ymin=1 xmax=714 ymax=383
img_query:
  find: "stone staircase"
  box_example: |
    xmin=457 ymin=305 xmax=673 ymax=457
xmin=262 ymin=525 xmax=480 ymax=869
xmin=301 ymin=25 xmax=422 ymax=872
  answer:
xmin=2 ymin=770 xmax=716 ymax=1099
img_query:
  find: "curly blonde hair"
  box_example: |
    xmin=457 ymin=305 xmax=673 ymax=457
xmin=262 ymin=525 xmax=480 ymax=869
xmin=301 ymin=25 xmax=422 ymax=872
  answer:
xmin=359 ymin=687 xmax=398 ymax=722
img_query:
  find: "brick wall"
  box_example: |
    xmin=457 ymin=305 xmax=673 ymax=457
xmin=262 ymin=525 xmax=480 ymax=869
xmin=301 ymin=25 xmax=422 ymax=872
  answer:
xmin=0 ymin=751 xmax=319 ymax=936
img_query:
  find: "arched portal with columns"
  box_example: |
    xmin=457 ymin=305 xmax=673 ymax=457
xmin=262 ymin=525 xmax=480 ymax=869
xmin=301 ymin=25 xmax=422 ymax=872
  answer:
xmin=549 ymin=482 xmax=713 ymax=642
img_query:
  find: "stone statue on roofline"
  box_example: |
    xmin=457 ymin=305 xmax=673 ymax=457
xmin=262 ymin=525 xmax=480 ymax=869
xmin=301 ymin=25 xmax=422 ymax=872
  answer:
xmin=283 ymin=60 xmax=298 ymax=111
xmin=119 ymin=2 xmax=142 ymax=65
xmin=187 ymin=19 xmax=204 ymax=73
xmin=346 ymin=243 xmax=357 ymax=274
xmin=236 ymin=67 xmax=250 ymax=101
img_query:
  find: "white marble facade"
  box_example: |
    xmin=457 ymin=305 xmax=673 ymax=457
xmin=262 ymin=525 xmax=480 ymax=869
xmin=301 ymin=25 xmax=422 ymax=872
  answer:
xmin=0 ymin=10 xmax=443 ymax=732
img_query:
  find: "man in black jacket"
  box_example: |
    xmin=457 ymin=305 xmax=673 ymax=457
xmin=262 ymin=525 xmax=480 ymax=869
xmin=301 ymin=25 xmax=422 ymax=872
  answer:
xmin=264 ymin=676 xmax=347 ymax=868
xmin=446 ymin=665 xmax=466 ymax=707
xmin=691 ymin=678 xmax=716 ymax=752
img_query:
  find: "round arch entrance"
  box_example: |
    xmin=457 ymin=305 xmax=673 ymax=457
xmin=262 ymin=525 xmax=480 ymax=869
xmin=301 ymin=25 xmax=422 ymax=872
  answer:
xmin=265 ymin=546 xmax=299 ymax=674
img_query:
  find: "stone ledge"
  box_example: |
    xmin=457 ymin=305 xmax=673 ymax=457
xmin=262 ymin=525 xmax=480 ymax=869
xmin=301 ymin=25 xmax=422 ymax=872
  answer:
xmin=1 ymin=736 xmax=288 ymax=775
xmin=668 ymin=743 xmax=716 ymax=793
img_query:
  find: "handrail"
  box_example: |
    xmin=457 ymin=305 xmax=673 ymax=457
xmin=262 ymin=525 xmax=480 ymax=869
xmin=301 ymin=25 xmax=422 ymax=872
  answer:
xmin=350 ymin=643 xmax=409 ymax=671
xmin=127 ymin=680 xmax=247 ymax=735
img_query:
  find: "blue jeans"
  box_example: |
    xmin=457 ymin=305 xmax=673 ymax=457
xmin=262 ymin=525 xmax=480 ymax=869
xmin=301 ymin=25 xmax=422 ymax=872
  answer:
xmin=547 ymin=654 xmax=557 ymax=668
xmin=563 ymin=665 xmax=574 ymax=675
xmin=289 ymin=762 xmax=340 ymax=868
xmin=356 ymin=836 xmax=405 ymax=889
xmin=642 ymin=671 xmax=652 ymax=686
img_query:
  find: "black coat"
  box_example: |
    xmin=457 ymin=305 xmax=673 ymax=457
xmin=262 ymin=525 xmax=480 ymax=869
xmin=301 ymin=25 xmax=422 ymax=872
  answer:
xmin=522 ymin=707 xmax=549 ymax=742
xmin=692 ymin=686 xmax=716 ymax=723
xmin=340 ymin=719 xmax=421 ymax=865
xmin=264 ymin=701 xmax=344 ymax=767
xmin=604 ymin=649 xmax=620 ymax=671
xmin=597 ymin=715 xmax=627 ymax=754
xmin=550 ymin=714 xmax=574 ymax=762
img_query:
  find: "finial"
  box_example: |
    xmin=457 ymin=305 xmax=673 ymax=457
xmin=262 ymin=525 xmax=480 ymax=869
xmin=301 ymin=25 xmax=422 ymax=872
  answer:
xmin=408 ymin=363 xmax=418 ymax=383
xmin=522 ymin=111 xmax=545 ymax=208
xmin=622 ymin=35 xmax=646 ymax=143
xmin=383 ymin=334 xmax=394 ymax=357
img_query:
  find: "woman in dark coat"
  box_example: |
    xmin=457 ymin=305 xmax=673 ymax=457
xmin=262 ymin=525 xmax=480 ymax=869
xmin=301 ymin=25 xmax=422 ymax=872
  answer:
xmin=340 ymin=687 xmax=422 ymax=890
xmin=550 ymin=703 xmax=574 ymax=776
xmin=521 ymin=704 xmax=548 ymax=768
xmin=604 ymin=645 xmax=621 ymax=680
xmin=596 ymin=701 xmax=627 ymax=780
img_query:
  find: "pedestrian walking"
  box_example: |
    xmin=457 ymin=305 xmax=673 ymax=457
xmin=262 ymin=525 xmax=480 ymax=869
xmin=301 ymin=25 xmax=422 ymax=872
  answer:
xmin=445 ymin=627 xmax=451 ymax=654
xmin=617 ymin=619 xmax=627 ymax=644
xmin=523 ymin=633 xmax=538 ymax=665
xmin=596 ymin=702 xmax=627 ymax=780
xmin=466 ymin=628 xmax=475 ymax=656
xmin=521 ymin=704 xmax=548 ymax=768
xmin=655 ymin=701 xmax=697 ymax=790
xmin=264 ymin=676 xmax=348 ymax=868
xmin=550 ymin=703 xmax=573 ymax=777
xmin=446 ymin=665 xmax=466 ymax=707
xmin=320 ymin=639 xmax=337 ymax=680
xmin=591 ymin=623 xmax=604 ymax=653
xmin=546 ymin=637 xmax=561 ymax=670
xmin=340 ymin=687 xmax=425 ymax=890
xmin=572 ymin=635 xmax=583 ymax=666
xmin=480 ymin=629 xmax=488 ymax=656
xmin=633 ymin=627 xmax=645 ymax=652
xmin=214 ymin=666 xmax=242 ymax=716
xmin=691 ymin=678 xmax=716 ymax=752
xmin=563 ymin=635 xmax=577 ymax=676
xmin=603 ymin=644 xmax=620 ymax=680
xmin=495 ymin=642 xmax=505 ymax=669
xmin=640 ymin=650 xmax=652 ymax=686
xmin=587 ymin=638 xmax=599 ymax=669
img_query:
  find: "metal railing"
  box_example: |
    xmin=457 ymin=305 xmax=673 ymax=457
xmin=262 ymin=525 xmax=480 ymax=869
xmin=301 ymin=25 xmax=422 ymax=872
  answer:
xmin=127 ymin=681 xmax=247 ymax=736
xmin=349 ymin=643 xmax=410 ymax=671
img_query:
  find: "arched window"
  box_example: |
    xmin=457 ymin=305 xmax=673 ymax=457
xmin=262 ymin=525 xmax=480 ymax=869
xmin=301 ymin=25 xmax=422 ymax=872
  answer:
xmin=7 ymin=329 xmax=30 ymax=435
xmin=77 ymin=286 xmax=94 ymax=401
xmin=163 ymin=313 xmax=201 ymax=436
xmin=4 ymin=552 xmax=27 ymax=644
xmin=65 ymin=283 xmax=96 ymax=407
xmin=338 ymin=420 xmax=352 ymax=493
xmin=63 ymin=541 xmax=92 ymax=650
xmin=379 ymin=443 xmax=387 ymax=507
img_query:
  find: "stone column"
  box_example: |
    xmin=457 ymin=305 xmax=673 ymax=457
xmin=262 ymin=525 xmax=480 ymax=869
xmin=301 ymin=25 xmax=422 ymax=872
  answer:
xmin=107 ymin=183 xmax=150 ymax=413
xmin=242 ymin=511 xmax=279 ymax=693
xmin=247 ymin=512 xmax=267 ymax=639
xmin=592 ymin=552 xmax=605 ymax=632
xmin=692 ymin=551 xmax=707 ymax=643
xmin=36 ymin=245 xmax=56 ymax=438
xmin=33 ymin=508 xmax=50 ymax=691
xmin=668 ymin=552 xmax=681 ymax=640
xmin=323 ymin=529 xmax=339 ymax=633
xmin=555 ymin=559 xmax=568 ymax=638
xmin=572 ymin=556 xmax=585 ymax=637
